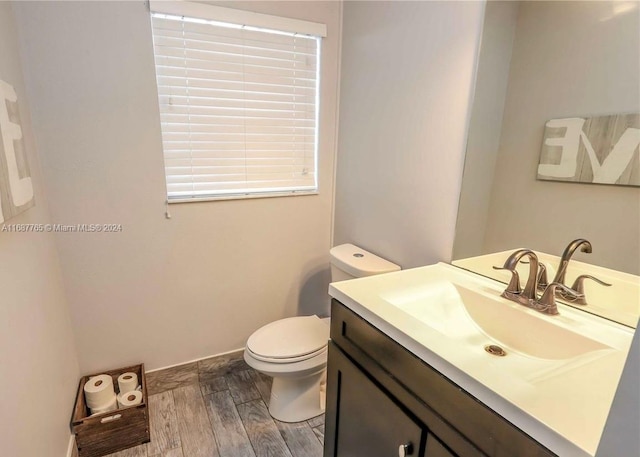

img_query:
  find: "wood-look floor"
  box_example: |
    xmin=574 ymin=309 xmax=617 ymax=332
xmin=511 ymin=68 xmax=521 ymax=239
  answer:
xmin=105 ymin=353 xmax=324 ymax=457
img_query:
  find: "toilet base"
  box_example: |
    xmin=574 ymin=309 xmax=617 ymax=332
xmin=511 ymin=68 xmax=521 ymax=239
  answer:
xmin=268 ymin=370 xmax=326 ymax=423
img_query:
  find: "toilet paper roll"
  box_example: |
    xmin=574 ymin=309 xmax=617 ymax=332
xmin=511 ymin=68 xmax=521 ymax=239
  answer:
xmin=90 ymin=393 xmax=117 ymax=416
xmin=84 ymin=374 xmax=115 ymax=409
xmin=117 ymin=390 xmax=143 ymax=409
xmin=117 ymin=372 xmax=138 ymax=394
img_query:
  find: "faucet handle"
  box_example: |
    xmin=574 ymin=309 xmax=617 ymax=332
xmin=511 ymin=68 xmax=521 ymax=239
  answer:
xmin=560 ymin=274 xmax=612 ymax=306
xmin=493 ymin=266 xmax=521 ymax=294
xmin=571 ymin=274 xmax=612 ymax=293
xmin=536 ymin=282 xmax=575 ymax=315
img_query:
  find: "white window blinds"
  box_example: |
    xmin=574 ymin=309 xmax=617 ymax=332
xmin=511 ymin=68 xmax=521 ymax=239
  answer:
xmin=149 ymin=3 xmax=323 ymax=201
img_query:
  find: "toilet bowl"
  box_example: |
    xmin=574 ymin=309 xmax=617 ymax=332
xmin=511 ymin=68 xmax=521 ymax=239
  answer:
xmin=244 ymin=315 xmax=329 ymax=422
xmin=244 ymin=244 xmax=400 ymax=422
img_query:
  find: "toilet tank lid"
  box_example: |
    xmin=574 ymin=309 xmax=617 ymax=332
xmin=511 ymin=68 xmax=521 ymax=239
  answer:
xmin=330 ymin=244 xmax=401 ymax=278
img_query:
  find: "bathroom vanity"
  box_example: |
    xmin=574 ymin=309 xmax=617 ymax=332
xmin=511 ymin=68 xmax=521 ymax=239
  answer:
xmin=324 ymin=263 xmax=634 ymax=457
xmin=325 ymin=300 xmax=552 ymax=457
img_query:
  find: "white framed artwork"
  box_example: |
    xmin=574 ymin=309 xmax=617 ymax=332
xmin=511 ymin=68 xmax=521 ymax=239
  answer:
xmin=0 ymin=78 xmax=34 ymax=223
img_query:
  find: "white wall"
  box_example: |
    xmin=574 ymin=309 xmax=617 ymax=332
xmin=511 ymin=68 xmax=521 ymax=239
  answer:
xmin=453 ymin=0 xmax=519 ymax=260
xmin=14 ymin=0 xmax=342 ymax=372
xmin=0 ymin=3 xmax=79 ymax=456
xmin=483 ymin=1 xmax=640 ymax=274
xmin=333 ymin=0 xmax=485 ymax=268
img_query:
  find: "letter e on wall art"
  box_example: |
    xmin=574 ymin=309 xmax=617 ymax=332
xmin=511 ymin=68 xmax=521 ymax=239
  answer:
xmin=537 ymin=113 xmax=640 ymax=187
xmin=0 ymin=79 xmax=35 ymax=223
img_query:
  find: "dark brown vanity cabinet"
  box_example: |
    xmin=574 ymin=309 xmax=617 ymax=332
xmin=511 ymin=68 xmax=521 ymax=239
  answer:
xmin=324 ymin=300 xmax=556 ymax=457
xmin=326 ymin=342 xmax=455 ymax=457
xmin=327 ymin=342 xmax=422 ymax=456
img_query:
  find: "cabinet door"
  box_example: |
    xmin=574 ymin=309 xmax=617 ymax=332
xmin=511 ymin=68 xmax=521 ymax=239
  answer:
xmin=425 ymin=434 xmax=456 ymax=457
xmin=324 ymin=343 xmax=425 ymax=457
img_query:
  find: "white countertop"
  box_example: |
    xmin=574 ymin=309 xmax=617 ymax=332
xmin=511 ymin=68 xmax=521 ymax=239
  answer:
xmin=329 ymin=263 xmax=635 ymax=457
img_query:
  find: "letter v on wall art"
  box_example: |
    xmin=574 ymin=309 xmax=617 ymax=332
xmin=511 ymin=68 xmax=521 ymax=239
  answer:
xmin=0 ymin=79 xmax=35 ymax=223
xmin=537 ymin=113 xmax=640 ymax=187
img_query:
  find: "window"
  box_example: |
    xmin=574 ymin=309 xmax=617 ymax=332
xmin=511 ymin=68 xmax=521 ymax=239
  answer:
xmin=149 ymin=1 xmax=326 ymax=202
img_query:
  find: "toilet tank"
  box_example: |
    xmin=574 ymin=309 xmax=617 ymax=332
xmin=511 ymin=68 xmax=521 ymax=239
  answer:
xmin=329 ymin=244 xmax=401 ymax=282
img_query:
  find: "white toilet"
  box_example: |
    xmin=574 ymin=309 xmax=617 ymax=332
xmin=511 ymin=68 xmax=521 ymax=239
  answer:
xmin=244 ymin=243 xmax=400 ymax=422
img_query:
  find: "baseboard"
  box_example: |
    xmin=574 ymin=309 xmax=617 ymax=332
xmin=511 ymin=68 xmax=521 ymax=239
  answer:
xmin=145 ymin=347 xmax=245 ymax=374
xmin=66 ymin=434 xmax=77 ymax=457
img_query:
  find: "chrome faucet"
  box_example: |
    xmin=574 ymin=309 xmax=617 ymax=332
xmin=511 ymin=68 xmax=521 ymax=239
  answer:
xmin=552 ymin=238 xmax=592 ymax=285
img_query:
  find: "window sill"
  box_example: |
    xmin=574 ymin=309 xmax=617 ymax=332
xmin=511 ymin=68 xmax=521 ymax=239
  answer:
xmin=167 ymin=190 xmax=319 ymax=204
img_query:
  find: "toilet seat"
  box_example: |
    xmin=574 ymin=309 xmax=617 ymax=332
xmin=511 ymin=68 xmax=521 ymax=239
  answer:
xmin=246 ymin=345 xmax=326 ymax=364
xmin=246 ymin=315 xmax=329 ymax=364
xmin=245 ymin=346 xmax=328 ymax=375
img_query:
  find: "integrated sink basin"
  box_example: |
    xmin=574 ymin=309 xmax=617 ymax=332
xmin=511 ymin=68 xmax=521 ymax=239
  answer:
xmin=382 ymin=280 xmax=611 ymax=361
xmin=329 ymin=262 xmax=634 ymax=457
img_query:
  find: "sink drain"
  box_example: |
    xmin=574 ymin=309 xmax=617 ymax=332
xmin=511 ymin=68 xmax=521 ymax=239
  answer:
xmin=484 ymin=344 xmax=507 ymax=357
